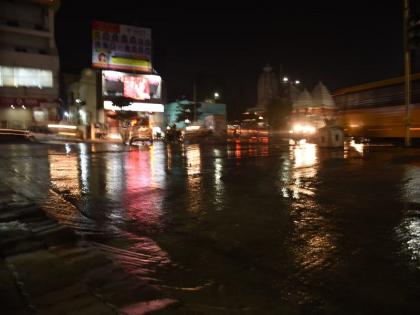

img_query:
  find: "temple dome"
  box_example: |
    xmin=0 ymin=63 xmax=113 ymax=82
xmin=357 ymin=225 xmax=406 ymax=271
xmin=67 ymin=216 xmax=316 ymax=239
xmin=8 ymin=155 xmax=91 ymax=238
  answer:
xmin=257 ymin=64 xmax=279 ymax=109
xmin=292 ymin=88 xmax=313 ymax=109
xmin=311 ymin=81 xmax=335 ymax=108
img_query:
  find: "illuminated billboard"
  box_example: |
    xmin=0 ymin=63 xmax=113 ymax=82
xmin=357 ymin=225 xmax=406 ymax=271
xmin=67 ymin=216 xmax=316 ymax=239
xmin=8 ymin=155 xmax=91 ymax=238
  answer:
xmin=102 ymin=70 xmax=162 ymax=100
xmin=92 ymin=20 xmax=152 ymax=72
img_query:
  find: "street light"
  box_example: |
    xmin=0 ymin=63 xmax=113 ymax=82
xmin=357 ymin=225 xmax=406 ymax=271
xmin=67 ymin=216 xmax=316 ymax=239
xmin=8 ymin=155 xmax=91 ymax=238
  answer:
xmin=214 ymin=92 xmax=220 ymax=99
xmin=283 ymin=76 xmax=289 ymax=83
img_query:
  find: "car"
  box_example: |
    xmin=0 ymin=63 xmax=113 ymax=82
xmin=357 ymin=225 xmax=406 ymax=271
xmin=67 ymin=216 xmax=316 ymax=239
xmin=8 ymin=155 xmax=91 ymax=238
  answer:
xmin=27 ymin=125 xmax=57 ymax=142
xmin=127 ymin=119 xmax=153 ymax=145
xmin=26 ymin=125 xmax=81 ymax=143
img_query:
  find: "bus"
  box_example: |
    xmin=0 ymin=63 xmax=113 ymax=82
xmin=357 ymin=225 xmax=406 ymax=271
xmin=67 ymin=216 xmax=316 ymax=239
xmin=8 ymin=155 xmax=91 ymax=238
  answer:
xmin=333 ymin=73 xmax=420 ymax=140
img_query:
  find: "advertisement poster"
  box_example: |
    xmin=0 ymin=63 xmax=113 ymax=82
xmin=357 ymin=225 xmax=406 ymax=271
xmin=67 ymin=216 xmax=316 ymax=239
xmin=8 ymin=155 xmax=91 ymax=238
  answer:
xmin=102 ymin=70 xmax=162 ymax=100
xmin=92 ymin=20 xmax=152 ymax=72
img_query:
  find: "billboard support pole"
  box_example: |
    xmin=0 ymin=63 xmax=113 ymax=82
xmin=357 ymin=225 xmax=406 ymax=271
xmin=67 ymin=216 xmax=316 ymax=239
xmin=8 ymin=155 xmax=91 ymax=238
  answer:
xmin=193 ymin=81 xmax=197 ymax=122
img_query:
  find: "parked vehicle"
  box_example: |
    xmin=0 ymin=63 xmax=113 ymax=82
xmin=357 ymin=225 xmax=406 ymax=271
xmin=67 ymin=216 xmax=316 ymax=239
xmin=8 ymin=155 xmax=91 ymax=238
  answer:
xmin=26 ymin=125 xmax=81 ymax=143
xmin=127 ymin=117 xmax=153 ymax=145
xmin=182 ymin=124 xmax=212 ymax=143
xmin=164 ymin=125 xmax=183 ymax=143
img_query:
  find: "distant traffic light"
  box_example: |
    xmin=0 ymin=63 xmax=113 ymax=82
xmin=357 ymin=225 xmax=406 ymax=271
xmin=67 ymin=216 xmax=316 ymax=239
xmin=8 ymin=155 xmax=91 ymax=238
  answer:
xmin=408 ymin=15 xmax=420 ymax=49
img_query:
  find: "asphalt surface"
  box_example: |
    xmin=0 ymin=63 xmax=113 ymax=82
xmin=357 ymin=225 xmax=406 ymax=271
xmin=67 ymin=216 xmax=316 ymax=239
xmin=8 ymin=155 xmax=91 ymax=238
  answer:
xmin=0 ymin=140 xmax=419 ymax=314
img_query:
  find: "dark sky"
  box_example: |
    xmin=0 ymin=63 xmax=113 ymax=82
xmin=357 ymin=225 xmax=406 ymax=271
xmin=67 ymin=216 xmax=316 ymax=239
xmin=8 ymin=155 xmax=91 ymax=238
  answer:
xmin=55 ymin=1 xmax=410 ymax=119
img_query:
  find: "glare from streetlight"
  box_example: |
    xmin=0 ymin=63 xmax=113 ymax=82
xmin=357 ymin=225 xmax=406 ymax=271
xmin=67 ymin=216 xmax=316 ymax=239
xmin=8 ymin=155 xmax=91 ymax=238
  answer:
xmin=214 ymin=92 xmax=220 ymax=99
xmin=283 ymin=77 xmax=289 ymax=82
xmin=295 ymin=80 xmax=300 ymax=84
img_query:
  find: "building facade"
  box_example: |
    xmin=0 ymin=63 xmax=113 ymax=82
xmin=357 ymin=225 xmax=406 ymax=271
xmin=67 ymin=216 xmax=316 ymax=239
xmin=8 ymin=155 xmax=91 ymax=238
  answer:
xmin=0 ymin=0 xmax=60 ymax=129
xmin=65 ymin=68 xmax=165 ymax=139
xmin=165 ymin=100 xmax=227 ymax=134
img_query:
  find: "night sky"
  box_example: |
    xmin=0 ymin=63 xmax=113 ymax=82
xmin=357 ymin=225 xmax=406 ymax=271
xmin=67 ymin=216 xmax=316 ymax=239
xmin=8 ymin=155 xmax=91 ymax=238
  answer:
xmin=56 ymin=1 xmax=411 ymax=119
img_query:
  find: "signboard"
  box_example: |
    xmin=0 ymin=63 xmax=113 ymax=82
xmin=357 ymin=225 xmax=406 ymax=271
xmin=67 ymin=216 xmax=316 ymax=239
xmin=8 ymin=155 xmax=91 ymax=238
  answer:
xmin=92 ymin=20 xmax=152 ymax=72
xmin=0 ymin=97 xmax=55 ymax=107
xmin=102 ymin=70 xmax=161 ymax=100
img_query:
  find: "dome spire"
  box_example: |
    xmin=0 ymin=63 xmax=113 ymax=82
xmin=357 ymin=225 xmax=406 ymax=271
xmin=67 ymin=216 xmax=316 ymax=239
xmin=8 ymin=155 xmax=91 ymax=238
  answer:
xmin=311 ymin=81 xmax=335 ymax=108
xmin=293 ymin=88 xmax=313 ymax=109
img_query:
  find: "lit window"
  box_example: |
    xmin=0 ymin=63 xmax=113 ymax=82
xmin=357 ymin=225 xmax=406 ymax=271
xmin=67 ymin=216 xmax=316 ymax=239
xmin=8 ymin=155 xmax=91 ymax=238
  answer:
xmin=0 ymin=66 xmax=53 ymax=88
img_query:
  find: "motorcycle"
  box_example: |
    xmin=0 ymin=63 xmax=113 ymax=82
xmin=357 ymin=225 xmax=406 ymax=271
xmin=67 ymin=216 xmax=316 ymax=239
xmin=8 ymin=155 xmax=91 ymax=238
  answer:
xmin=164 ymin=128 xmax=183 ymax=143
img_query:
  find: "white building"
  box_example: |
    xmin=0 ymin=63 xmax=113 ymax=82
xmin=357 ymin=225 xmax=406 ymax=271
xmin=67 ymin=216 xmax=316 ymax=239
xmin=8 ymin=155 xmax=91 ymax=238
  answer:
xmin=0 ymin=0 xmax=60 ymax=129
xmin=291 ymin=82 xmax=337 ymax=129
xmin=65 ymin=68 xmax=165 ymax=139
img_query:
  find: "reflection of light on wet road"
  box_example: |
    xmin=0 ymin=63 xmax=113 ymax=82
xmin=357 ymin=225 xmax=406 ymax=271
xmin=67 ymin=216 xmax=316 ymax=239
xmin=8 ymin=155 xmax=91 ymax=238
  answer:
xmin=397 ymin=166 xmax=420 ymax=268
xmin=185 ymin=144 xmax=202 ymax=213
xmin=79 ymin=143 xmax=89 ymax=193
xmin=105 ymin=151 xmax=125 ymax=197
xmin=397 ymin=216 xmax=420 ymax=268
xmin=213 ymin=149 xmax=224 ymax=209
xmin=149 ymin=145 xmax=167 ymax=188
xmin=185 ymin=144 xmax=201 ymax=176
xmin=49 ymin=148 xmax=80 ymax=196
xmin=2 ymin=142 xmax=420 ymax=312
xmin=234 ymin=142 xmax=241 ymax=160
xmin=166 ymin=145 xmax=173 ymax=171
xmin=227 ymin=142 xmax=269 ymax=160
xmin=293 ymin=142 xmax=317 ymax=169
xmin=281 ymin=143 xmax=317 ymax=199
xmin=65 ymin=143 xmax=71 ymax=155
xmin=47 ymin=147 xmax=81 ymax=223
xmin=122 ymin=146 xmax=167 ymax=230
xmin=279 ymin=142 xmax=336 ymax=293
xmin=349 ymin=140 xmax=364 ymax=155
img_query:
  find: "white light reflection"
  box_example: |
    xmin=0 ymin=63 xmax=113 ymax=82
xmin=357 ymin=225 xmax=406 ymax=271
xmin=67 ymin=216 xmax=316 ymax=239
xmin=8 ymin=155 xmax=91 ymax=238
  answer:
xmin=213 ymin=149 xmax=224 ymax=209
xmin=166 ymin=145 xmax=173 ymax=171
xmin=185 ymin=144 xmax=202 ymax=213
xmin=65 ymin=143 xmax=71 ymax=155
xmin=47 ymin=148 xmax=80 ymax=222
xmin=281 ymin=142 xmax=336 ymax=285
xmin=105 ymin=152 xmax=125 ymax=197
xmin=79 ymin=143 xmax=89 ymax=193
xmin=149 ymin=144 xmax=167 ymax=188
xmin=186 ymin=144 xmax=201 ymax=176
xmin=290 ymin=142 xmax=318 ymax=199
xmin=294 ymin=142 xmax=317 ymax=169
xmin=397 ymin=166 xmax=420 ymax=268
xmin=349 ymin=140 xmax=364 ymax=155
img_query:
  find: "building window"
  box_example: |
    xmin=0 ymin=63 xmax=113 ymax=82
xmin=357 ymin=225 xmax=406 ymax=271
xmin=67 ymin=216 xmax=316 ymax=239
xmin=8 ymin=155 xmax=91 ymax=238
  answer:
xmin=0 ymin=66 xmax=53 ymax=88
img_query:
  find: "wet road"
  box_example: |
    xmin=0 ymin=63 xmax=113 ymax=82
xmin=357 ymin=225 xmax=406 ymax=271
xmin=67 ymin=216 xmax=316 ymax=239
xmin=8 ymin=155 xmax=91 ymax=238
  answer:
xmin=1 ymin=141 xmax=419 ymax=314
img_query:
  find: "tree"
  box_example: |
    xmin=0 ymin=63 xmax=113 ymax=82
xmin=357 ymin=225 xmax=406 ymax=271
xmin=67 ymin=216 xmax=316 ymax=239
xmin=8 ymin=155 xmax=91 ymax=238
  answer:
xmin=266 ymin=97 xmax=291 ymax=129
xmin=110 ymin=97 xmax=137 ymax=123
xmin=108 ymin=97 xmax=138 ymax=142
xmin=175 ymin=101 xmax=201 ymax=123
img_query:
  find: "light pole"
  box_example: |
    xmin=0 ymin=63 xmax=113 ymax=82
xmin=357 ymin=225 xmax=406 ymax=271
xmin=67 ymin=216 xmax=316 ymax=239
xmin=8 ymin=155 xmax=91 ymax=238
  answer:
xmin=404 ymin=0 xmax=412 ymax=147
xmin=193 ymin=81 xmax=197 ymax=122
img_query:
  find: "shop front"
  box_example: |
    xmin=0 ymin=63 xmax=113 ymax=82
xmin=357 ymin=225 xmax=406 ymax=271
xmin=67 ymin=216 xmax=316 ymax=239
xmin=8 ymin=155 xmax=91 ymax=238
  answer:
xmin=0 ymin=97 xmax=59 ymax=129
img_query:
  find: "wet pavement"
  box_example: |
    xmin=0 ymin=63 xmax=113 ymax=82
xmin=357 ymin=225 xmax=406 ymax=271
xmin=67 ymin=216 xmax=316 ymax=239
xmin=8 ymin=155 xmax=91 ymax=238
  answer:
xmin=0 ymin=140 xmax=419 ymax=314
